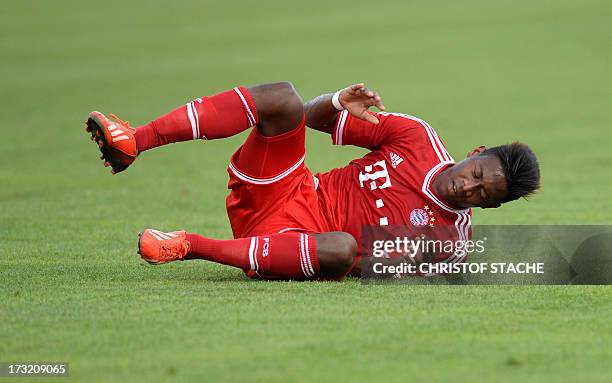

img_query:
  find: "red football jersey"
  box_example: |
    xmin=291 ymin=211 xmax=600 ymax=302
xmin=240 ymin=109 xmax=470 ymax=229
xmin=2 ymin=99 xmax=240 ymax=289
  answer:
xmin=315 ymin=110 xmax=472 ymax=264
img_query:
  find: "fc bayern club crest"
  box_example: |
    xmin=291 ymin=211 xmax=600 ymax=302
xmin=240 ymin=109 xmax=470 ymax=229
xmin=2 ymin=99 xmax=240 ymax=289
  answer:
xmin=410 ymin=209 xmax=429 ymax=227
xmin=410 ymin=205 xmax=435 ymax=227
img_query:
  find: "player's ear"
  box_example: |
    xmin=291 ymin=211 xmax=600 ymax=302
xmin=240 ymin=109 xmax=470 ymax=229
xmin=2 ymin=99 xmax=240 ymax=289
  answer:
xmin=466 ymin=146 xmax=487 ymax=158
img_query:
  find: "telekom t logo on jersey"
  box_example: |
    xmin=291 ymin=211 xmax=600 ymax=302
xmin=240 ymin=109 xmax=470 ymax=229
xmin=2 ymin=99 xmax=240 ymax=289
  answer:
xmin=359 ymin=160 xmax=392 ymax=190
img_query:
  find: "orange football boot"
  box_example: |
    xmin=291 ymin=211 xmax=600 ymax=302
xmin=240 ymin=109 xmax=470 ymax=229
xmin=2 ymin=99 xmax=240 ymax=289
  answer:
xmin=85 ymin=111 xmax=137 ymax=174
xmin=137 ymin=229 xmax=191 ymax=265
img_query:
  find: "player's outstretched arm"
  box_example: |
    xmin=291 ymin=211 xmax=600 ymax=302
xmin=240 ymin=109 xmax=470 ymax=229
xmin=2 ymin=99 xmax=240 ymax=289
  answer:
xmin=304 ymin=83 xmax=385 ymax=134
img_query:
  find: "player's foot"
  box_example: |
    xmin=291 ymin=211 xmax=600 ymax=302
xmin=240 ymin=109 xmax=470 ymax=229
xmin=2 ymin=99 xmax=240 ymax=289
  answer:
xmin=85 ymin=111 xmax=137 ymax=174
xmin=137 ymin=229 xmax=191 ymax=265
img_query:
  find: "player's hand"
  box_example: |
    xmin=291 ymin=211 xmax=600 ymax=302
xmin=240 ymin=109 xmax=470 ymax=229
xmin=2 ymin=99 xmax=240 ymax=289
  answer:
xmin=338 ymin=83 xmax=385 ymax=124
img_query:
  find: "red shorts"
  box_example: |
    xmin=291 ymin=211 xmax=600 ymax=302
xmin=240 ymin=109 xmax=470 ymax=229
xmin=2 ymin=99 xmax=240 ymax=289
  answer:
xmin=225 ymin=119 xmax=330 ymax=239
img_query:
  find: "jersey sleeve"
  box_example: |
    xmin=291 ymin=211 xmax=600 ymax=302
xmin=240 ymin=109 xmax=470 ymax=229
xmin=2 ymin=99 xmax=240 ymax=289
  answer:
xmin=331 ymin=110 xmax=421 ymax=150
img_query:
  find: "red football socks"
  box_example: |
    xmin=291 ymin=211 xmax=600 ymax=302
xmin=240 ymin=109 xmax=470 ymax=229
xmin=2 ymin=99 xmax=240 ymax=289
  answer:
xmin=185 ymin=232 xmax=319 ymax=280
xmin=134 ymin=87 xmax=258 ymax=152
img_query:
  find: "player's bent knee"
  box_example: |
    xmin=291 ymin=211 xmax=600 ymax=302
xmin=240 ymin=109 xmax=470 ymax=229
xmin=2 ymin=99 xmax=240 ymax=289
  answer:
xmin=335 ymin=233 xmax=357 ymax=269
xmin=315 ymin=232 xmax=357 ymax=277
xmin=250 ymin=82 xmax=303 ymax=115
xmin=267 ymin=82 xmax=303 ymax=118
xmin=249 ymin=82 xmax=304 ymax=136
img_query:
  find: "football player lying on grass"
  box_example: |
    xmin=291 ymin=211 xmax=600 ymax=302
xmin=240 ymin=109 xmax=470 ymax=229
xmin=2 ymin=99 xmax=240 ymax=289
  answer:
xmin=85 ymin=81 xmax=539 ymax=279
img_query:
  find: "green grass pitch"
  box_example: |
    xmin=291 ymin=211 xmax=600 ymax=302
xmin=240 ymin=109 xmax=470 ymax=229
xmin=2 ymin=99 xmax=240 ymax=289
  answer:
xmin=1 ymin=0 xmax=612 ymax=381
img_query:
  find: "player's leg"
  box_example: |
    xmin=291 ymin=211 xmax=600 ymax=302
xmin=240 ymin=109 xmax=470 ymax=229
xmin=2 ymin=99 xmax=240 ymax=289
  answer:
xmin=137 ymin=229 xmax=356 ymax=279
xmin=135 ymin=82 xmax=303 ymax=147
xmin=85 ymin=82 xmax=302 ymax=174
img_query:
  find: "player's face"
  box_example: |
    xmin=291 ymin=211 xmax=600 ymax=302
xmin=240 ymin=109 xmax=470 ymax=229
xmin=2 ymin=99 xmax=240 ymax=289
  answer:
xmin=434 ymin=147 xmax=507 ymax=209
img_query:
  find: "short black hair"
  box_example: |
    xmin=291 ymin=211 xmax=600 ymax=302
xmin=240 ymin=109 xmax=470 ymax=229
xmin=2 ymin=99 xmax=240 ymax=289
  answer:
xmin=482 ymin=142 xmax=540 ymax=203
